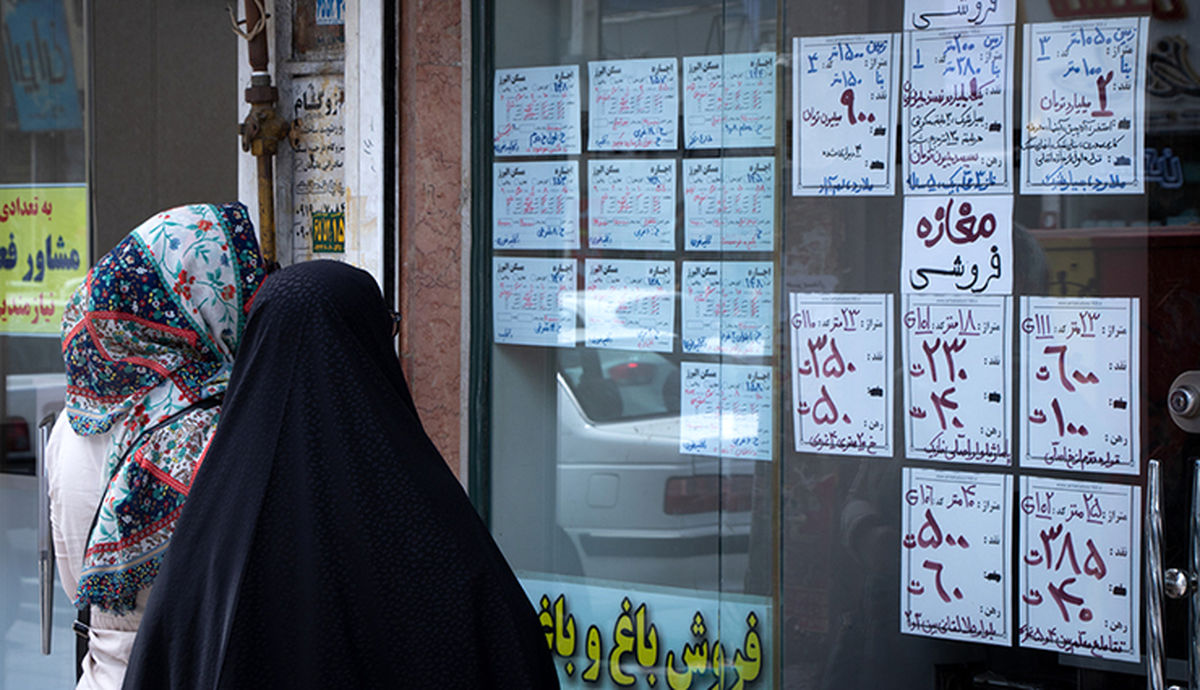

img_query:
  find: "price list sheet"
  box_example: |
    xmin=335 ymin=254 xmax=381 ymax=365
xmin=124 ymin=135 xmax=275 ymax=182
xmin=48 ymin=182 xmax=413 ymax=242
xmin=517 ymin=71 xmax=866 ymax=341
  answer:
xmin=1018 ymin=477 xmax=1140 ymax=662
xmin=1020 ymin=297 xmax=1139 ymax=474
xmin=901 ymin=468 xmax=1013 ymax=645
xmin=902 ymin=295 xmax=1012 ymax=465
xmin=791 ymin=292 xmax=894 ymax=457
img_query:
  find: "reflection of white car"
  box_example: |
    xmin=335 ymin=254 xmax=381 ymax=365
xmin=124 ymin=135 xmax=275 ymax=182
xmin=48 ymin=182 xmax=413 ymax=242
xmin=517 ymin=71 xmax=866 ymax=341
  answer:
xmin=555 ymin=347 xmax=753 ymax=592
xmin=1 ymin=373 xmax=65 ymax=475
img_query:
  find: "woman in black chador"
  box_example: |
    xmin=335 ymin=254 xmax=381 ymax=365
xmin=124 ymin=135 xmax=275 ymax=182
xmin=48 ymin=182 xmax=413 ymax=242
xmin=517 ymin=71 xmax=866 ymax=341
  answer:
xmin=122 ymin=260 xmax=559 ymax=689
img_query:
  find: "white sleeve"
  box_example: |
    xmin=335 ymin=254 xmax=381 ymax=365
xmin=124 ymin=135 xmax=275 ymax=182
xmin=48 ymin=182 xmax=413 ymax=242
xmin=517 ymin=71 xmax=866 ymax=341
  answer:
xmin=47 ymin=408 xmax=111 ymax=600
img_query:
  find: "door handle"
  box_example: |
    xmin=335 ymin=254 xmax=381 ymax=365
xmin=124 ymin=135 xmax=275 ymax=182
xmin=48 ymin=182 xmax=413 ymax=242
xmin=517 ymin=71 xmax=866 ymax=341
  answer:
xmin=36 ymin=412 xmax=56 ymax=655
xmin=1146 ymin=458 xmax=1200 ymax=690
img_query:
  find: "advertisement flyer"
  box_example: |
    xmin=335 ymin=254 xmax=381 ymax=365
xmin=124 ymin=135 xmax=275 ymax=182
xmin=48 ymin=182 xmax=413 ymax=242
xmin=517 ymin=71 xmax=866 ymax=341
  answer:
xmin=901 ymin=195 xmax=1013 ymax=296
xmin=493 ymin=161 xmax=580 ymax=250
xmin=584 ymin=259 xmax=675 ymax=352
xmin=1020 ymin=18 xmax=1148 ymax=195
xmin=588 ymin=160 xmax=676 ymax=251
xmin=1020 ymin=297 xmax=1139 ymax=474
xmin=493 ymin=257 xmax=577 ymax=347
xmin=680 ymin=362 xmax=774 ymax=461
xmin=902 ymin=295 xmax=1012 ymax=465
xmin=904 ymin=0 xmax=1016 ymax=30
xmin=1018 ymin=477 xmax=1140 ymax=662
xmin=589 ymin=58 xmax=679 ymax=151
xmin=684 ymin=157 xmax=775 ymax=252
xmin=683 ymin=52 xmax=775 ymax=149
xmin=901 ymin=468 xmax=1013 ymax=645
xmin=790 ymin=292 xmax=894 ymax=457
xmin=494 ymin=65 xmax=582 ymax=156
xmin=681 ymin=261 xmax=773 ymax=357
xmin=0 ymin=185 xmax=88 ymax=336
xmin=902 ymin=26 xmax=1015 ymax=194
xmin=519 ymin=573 xmax=772 ymax=689
xmin=792 ymin=33 xmax=900 ymax=196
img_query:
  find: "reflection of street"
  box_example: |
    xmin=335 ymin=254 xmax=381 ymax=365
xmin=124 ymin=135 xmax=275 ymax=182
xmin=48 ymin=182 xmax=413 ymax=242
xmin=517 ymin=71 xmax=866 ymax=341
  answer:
xmin=782 ymin=458 xmax=953 ymax=688
xmin=555 ymin=347 xmax=755 ymax=593
xmin=0 ymin=480 xmax=76 ymax=688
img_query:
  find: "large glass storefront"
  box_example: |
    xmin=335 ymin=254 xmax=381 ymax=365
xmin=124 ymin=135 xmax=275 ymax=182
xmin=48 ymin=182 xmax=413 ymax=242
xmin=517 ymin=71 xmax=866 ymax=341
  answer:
xmin=0 ymin=0 xmax=87 ymax=686
xmin=480 ymin=0 xmax=1200 ymax=687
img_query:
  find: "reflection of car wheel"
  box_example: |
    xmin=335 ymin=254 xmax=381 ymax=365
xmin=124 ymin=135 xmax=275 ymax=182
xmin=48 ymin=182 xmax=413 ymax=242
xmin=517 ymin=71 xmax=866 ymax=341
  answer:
xmin=553 ymin=527 xmax=583 ymax=576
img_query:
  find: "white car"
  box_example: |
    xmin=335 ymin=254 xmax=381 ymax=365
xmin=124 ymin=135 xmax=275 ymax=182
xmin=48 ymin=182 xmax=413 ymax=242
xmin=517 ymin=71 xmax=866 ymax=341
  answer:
xmin=555 ymin=347 xmax=754 ymax=592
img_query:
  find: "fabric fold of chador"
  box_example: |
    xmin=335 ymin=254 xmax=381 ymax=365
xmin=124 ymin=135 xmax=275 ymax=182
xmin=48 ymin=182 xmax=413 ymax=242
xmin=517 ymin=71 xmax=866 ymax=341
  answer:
xmin=61 ymin=202 xmax=266 ymax=613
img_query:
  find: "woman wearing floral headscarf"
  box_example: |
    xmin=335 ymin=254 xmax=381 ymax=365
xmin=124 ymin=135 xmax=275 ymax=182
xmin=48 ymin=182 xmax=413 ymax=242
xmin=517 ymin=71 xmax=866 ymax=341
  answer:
xmin=46 ymin=202 xmax=266 ymax=689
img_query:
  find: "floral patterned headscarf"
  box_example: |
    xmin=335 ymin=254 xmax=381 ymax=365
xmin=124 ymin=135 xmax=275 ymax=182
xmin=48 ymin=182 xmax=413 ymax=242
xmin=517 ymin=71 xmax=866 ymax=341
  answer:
xmin=61 ymin=202 xmax=267 ymax=612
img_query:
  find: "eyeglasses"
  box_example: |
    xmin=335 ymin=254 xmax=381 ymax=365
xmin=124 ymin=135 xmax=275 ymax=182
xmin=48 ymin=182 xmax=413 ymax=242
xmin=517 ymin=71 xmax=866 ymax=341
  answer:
xmin=389 ymin=309 xmax=402 ymax=337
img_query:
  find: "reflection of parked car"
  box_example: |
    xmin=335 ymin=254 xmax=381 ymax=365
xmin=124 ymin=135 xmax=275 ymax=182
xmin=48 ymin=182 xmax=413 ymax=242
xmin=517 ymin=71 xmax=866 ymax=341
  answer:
xmin=555 ymin=347 xmax=754 ymax=592
xmin=1 ymin=374 xmax=65 ymax=475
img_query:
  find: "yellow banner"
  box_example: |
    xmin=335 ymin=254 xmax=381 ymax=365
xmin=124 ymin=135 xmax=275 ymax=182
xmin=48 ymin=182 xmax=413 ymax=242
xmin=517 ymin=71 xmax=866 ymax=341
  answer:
xmin=0 ymin=186 xmax=88 ymax=335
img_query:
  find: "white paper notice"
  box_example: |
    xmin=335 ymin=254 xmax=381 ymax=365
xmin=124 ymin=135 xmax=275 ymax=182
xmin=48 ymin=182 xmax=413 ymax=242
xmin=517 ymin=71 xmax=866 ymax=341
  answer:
xmin=493 ymin=65 xmax=581 ymax=156
xmin=792 ymin=33 xmax=900 ymax=196
xmin=680 ymin=362 xmax=774 ymax=461
xmin=902 ymin=26 xmax=1015 ymax=194
xmin=684 ymin=157 xmax=775 ymax=252
xmin=584 ymin=259 xmax=675 ymax=352
xmin=589 ymin=58 xmax=679 ymax=151
xmin=1020 ymin=18 xmax=1149 ymax=195
xmin=493 ymin=161 xmax=579 ymax=250
xmin=903 ymin=295 xmax=1012 ymax=465
xmin=901 ymin=195 xmax=1013 ymax=295
xmin=901 ymin=468 xmax=1012 ymax=645
xmin=682 ymin=52 xmax=776 ymax=149
xmin=904 ymin=0 xmax=1016 ymax=30
xmin=493 ymin=258 xmax=576 ymax=347
xmin=587 ymin=160 xmax=676 ymax=250
xmin=791 ymin=293 xmax=893 ymax=457
xmin=1018 ymin=477 xmax=1140 ymax=662
xmin=681 ymin=261 xmax=774 ymax=357
xmin=1020 ymin=297 xmax=1139 ymax=474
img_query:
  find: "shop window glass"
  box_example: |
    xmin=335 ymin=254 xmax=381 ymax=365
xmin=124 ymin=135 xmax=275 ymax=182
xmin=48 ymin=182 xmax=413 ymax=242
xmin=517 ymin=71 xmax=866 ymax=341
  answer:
xmin=481 ymin=0 xmax=1200 ymax=687
xmin=0 ymin=0 xmax=87 ymax=685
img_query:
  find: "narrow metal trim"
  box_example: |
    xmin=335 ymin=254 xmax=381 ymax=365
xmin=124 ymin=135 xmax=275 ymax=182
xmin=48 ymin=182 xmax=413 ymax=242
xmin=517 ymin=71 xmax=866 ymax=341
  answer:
xmin=37 ymin=412 xmax=57 ymax=655
xmin=1148 ymin=459 xmax=1165 ymax=690
xmin=1190 ymin=459 xmax=1200 ymax=689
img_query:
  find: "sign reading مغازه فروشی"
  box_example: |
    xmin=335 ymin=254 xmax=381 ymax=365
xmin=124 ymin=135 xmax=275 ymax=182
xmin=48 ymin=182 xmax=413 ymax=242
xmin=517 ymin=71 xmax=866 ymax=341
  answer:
xmin=0 ymin=185 xmax=88 ymax=336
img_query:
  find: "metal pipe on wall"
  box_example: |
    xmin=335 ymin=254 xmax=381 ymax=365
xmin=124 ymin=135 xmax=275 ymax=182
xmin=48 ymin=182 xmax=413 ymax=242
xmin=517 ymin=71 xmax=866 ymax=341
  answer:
xmin=236 ymin=0 xmax=289 ymax=265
